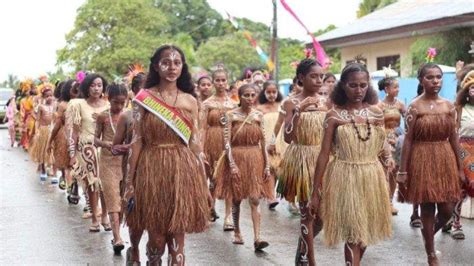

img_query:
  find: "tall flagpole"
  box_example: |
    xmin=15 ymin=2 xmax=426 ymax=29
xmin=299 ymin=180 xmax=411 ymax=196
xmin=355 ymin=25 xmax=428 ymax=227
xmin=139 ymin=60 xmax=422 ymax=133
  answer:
xmin=271 ymin=0 xmax=279 ymax=83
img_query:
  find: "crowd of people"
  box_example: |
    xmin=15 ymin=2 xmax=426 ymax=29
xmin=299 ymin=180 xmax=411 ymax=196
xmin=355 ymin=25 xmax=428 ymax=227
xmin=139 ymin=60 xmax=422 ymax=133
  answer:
xmin=3 ymin=44 xmax=474 ymax=266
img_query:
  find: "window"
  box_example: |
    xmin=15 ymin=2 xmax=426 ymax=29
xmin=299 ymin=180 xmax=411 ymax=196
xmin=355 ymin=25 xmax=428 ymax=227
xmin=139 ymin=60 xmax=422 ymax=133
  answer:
xmin=377 ymin=55 xmax=400 ymax=73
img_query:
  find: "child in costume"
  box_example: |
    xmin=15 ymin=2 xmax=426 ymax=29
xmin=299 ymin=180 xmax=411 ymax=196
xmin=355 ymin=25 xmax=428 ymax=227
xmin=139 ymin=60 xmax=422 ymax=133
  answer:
xmin=47 ymin=79 xmax=79 ymax=189
xmin=377 ymin=74 xmax=406 ymax=215
xmin=214 ymin=83 xmax=271 ymax=251
xmin=277 ymin=58 xmax=328 ymax=265
xmin=4 ymin=95 xmax=18 ymax=147
xmin=68 ymin=73 xmax=110 ymax=232
xmin=257 ymin=80 xmax=285 ymax=209
xmin=200 ymin=69 xmax=237 ymax=226
xmin=29 ymin=88 xmax=55 ymax=181
xmin=95 ymin=83 xmax=128 ymax=253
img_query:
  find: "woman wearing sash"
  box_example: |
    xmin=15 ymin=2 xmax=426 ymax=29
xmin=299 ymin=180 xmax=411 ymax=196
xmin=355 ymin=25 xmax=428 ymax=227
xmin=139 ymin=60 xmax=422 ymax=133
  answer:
xmin=125 ymin=45 xmax=209 ymax=265
xmin=200 ymin=69 xmax=237 ymax=226
xmin=277 ymin=58 xmax=327 ymax=265
xmin=214 ymin=83 xmax=271 ymax=251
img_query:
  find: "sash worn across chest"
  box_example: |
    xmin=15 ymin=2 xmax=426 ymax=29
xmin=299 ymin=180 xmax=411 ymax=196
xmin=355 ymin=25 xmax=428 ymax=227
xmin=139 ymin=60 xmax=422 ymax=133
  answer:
xmin=133 ymin=89 xmax=193 ymax=145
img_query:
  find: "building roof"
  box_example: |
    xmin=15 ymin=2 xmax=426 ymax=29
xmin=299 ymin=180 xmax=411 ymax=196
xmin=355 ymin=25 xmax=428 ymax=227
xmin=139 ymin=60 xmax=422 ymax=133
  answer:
xmin=318 ymin=0 xmax=474 ymax=47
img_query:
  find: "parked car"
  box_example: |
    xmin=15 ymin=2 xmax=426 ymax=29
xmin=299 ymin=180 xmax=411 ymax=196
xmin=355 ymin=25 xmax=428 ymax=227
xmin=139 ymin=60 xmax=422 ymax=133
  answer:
xmin=0 ymin=88 xmax=15 ymax=123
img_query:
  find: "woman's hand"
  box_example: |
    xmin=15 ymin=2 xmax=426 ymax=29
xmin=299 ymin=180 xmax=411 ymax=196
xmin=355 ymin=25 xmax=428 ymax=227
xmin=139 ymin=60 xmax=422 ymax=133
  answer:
xmin=111 ymin=144 xmax=130 ymax=155
xmin=299 ymin=97 xmax=319 ymax=111
xmin=123 ymin=182 xmax=135 ymax=204
xmin=46 ymin=142 xmax=53 ymax=154
xmin=267 ymin=144 xmax=276 ymax=155
xmin=308 ymin=192 xmax=321 ymax=219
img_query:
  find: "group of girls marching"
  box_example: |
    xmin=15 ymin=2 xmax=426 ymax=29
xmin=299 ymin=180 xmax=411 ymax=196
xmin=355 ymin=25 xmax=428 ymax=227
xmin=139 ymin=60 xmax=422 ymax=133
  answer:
xmin=9 ymin=43 xmax=474 ymax=266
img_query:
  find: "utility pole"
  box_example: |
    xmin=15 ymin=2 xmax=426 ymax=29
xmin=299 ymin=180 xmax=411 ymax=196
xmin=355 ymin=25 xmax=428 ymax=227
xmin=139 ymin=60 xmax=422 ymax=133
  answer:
xmin=271 ymin=0 xmax=279 ymax=83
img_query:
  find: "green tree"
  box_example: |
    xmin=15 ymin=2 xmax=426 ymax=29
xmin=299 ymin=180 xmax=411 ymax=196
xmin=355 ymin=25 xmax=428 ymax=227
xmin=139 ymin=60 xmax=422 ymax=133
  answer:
xmin=196 ymin=32 xmax=263 ymax=80
xmin=1 ymin=74 xmax=19 ymax=89
xmin=57 ymin=0 xmax=169 ymax=80
xmin=357 ymin=0 xmax=397 ymax=18
xmin=409 ymin=28 xmax=473 ymax=76
xmin=278 ymin=40 xmax=304 ymax=79
xmin=154 ymin=0 xmax=225 ymax=46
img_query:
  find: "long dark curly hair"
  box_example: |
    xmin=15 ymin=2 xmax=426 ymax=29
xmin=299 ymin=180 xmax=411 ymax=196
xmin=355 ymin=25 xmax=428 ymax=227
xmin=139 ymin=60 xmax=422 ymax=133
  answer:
xmin=145 ymin=45 xmax=196 ymax=97
xmin=331 ymin=63 xmax=378 ymax=106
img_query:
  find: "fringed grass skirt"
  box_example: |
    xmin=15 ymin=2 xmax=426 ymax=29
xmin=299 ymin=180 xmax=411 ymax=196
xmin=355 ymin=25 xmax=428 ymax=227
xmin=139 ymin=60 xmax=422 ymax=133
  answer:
xmin=127 ymin=145 xmax=209 ymax=234
xmin=321 ymin=160 xmax=392 ymax=247
xmin=214 ymin=146 xmax=271 ymax=201
xmin=204 ymin=126 xmax=224 ymax=178
xmin=29 ymin=126 xmax=52 ymax=164
xmin=277 ymin=143 xmax=320 ymax=203
xmin=399 ymin=141 xmax=461 ymax=204
xmin=52 ymin=126 xmax=69 ymax=169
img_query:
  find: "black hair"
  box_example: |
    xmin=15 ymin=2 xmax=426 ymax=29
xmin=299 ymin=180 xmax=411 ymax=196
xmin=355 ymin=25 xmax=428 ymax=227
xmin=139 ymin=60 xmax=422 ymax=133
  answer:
xmin=197 ymin=76 xmax=211 ymax=85
xmin=79 ymin=73 xmax=108 ymax=99
xmin=416 ymin=63 xmax=442 ymax=96
xmin=258 ymin=80 xmax=283 ymax=104
xmin=378 ymin=77 xmax=396 ymax=91
xmin=238 ymin=83 xmax=257 ymax=107
xmin=106 ymin=83 xmax=128 ymax=99
xmin=54 ymin=81 xmax=65 ymax=99
xmin=145 ymin=45 xmax=196 ymax=97
xmin=131 ymin=72 xmax=146 ymax=95
xmin=60 ymin=79 xmax=76 ymax=102
xmin=323 ymin=73 xmax=336 ymax=82
xmin=331 ymin=63 xmax=378 ymax=106
xmin=212 ymin=69 xmax=228 ymax=80
xmin=296 ymin=58 xmax=322 ymax=86
xmin=42 ymin=88 xmax=53 ymax=96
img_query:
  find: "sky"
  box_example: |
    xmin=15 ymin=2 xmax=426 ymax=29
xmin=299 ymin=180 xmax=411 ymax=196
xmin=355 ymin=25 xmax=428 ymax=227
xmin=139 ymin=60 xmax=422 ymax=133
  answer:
xmin=0 ymin=0 xmax=359 ymax=82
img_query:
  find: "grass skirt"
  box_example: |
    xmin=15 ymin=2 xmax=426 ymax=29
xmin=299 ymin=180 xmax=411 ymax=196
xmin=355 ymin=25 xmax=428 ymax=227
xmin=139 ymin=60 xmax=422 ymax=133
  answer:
xmin=321 ymin=160 xmax=392 ymax=246
xmin=99 ymin=151 xmax=123 ymax=213
xmin=214 ymin=146 xmax=271 ymax=201
xmin=399 ymin=141 xmax=461 ymax=204
xmin=277 ymin=144 xmax=320 ymax=203
xmin=52 ymin=126 xmax=69 ymax=169
xmin=126 ymin=145 xmax=209 ymax=234
xmin=29 ymin=126 xmax=51 ymax=164
xmin=321 ymin=125 xmax=392 ymax=247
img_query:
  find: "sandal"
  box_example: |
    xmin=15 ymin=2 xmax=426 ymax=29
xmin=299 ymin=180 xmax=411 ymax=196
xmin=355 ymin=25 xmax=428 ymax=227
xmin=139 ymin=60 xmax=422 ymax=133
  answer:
xmin=254 ymin=240 xmax=269 ymax=251
xmin=268 ymin=201 xmax=279 ymax=210
xmin=89 ymin=224 xmax=100 ymax=232
xmin=223 ymin=223 xmax=234 ymax=232
xmin=232 ymin=234 xmax=244 ymax=245
xmin=102 ymin=223 xmax=112 ymax=231
xmin=126 ymin=247 xmax=141 ymax=266
xmin=58 ymin=177 xmax=66 ymax=190
xmin=111 ymin=239 xmax=125 ymax=254
xmin=410 ymin=217 xmax=422 ymax=228
xmin=210 ymin=208 xmax=219 ymax=222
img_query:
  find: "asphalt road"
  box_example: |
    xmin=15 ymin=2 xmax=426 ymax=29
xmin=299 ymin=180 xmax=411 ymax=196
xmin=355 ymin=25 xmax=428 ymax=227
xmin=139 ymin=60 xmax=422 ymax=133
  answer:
xmin=0 ymin=125 xmax=473 ymax=265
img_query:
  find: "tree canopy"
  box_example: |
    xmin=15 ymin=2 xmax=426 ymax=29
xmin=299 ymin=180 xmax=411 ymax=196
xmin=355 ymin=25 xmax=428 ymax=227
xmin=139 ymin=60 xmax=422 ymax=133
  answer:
xmin=56 ymin=0 xmax=332 ymax=81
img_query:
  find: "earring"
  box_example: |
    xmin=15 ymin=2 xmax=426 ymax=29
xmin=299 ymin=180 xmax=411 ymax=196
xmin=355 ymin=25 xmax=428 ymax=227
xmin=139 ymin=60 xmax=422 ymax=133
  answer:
xmin=467 ymin=96 xmax=470 ymax=102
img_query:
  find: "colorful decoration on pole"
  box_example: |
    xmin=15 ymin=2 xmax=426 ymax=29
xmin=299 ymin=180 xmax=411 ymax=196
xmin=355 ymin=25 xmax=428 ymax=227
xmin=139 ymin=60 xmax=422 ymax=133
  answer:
xmin=280 ymin=0 xmax=330 ymax=68
xmin=425 ymin=47 xmax=437 ymax=63
xmin=226 ymin=12 xmax=275 ymax=71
